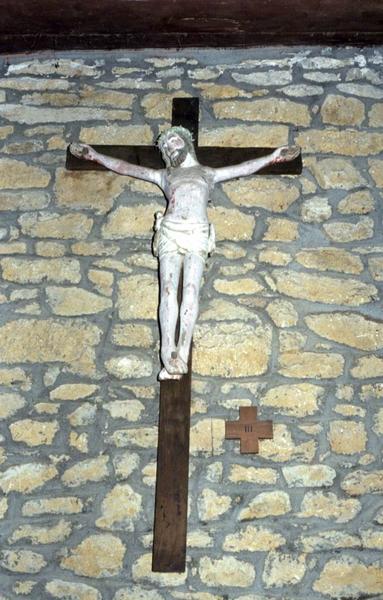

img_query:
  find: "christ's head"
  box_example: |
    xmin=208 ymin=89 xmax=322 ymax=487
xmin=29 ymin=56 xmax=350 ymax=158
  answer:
xmin=157 ymin=126 xmax=196 ymax=168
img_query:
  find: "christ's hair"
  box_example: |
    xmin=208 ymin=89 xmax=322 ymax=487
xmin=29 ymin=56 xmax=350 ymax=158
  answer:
xmin=157 ymin=126 xmax=196 ymax=166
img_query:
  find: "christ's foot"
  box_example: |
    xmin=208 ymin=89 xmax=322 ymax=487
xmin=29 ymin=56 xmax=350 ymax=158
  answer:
xmin=158 ymin=368 xmax=182 ymax=381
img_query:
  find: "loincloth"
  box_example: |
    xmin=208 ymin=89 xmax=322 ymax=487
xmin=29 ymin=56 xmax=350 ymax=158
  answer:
xmin=152 ymin=213 xmax=215 ymax=260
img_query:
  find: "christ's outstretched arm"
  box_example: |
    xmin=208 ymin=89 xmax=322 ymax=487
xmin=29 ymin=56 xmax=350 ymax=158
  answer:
xmin=69 ymin=143 xmax=164 ymax=188
xmin=212 ymin=145 xmax=300 ymax=184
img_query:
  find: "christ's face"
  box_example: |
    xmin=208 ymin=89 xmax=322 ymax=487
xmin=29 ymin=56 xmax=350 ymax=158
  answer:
xmin=161 ymin=133 xmax=188 ymax=167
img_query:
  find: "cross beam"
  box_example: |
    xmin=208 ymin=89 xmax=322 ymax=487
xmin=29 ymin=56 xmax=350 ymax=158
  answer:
xmin=66 ymin=99 xmax=302 ymax=175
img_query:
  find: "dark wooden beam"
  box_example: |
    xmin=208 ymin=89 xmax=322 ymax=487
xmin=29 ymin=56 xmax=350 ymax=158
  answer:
xmin=152 ymin=354 xmax=192 ymax=572
xmin=0 ymin=0 xmax=382 ymax=53
xmin=1 ymin=30 xmax=383 ymax=54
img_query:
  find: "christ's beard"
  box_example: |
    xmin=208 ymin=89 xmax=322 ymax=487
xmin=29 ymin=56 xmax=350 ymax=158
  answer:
xmin=169 ymin=147 xmax=188 ymax=167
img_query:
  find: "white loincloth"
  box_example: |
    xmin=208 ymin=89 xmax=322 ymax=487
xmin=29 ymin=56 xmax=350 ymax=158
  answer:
xmin=153 ymin=213 xmax=215 ymax=260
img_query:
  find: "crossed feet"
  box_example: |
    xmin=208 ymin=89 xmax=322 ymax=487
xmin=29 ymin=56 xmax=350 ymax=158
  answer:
xmin=158 ymin=350 xmax=188 ymax=381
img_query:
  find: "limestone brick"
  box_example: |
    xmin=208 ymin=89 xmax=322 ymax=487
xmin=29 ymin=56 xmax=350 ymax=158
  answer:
xmin=80 ymin=124 xmax=153 ymax=145
xmin=1 ymin=257 xmax=81 ymax=284
xmin=35 ymin=241 xmax=66 ymax=257
xmin=208 ymin=206 xmax=255 ymax=241
xmin=9 ymin=519 xmax=72 ymax=544
xmin=301 ymin=197 xmax=332 ymax=222
xmin=298 ymin=491 xmax=361 ymax=522
xmin=300 ymin=530 xmax=360 ymax=552
xmin=0 ymin=158 xmax=50 ymax=189
xmin=104 ymin=400 xmax=145 ymax=421
xmin=88 ymin=269 xmax=114 ymax=296
xmin=368 ymin=256 xmax=383 ymax=280
xmin=19 ymin=212 xmax=93 ymax=239
xmin=200 ymin=124 xmax=288 ymax=147
xmin=259 ymin=248 xmax=292 ymax=266
xmin=368 ymin=158 xmax=383 ymax=186
xmin=61 ymin=456 xmax=109 ymax=487
xmin=266 ymin=299 xmax=298 ymax=327
xmin=54 ymin=168 xmax=125 ymax=214
xmin=324 ymin=217 xmax=374 ymax=242
xmin=351 ymin=355 xmax=383 ymax=378
xmin=260 ymin=383 xmax=323 ymax=417
xmin=46 ymin=286 xmax=112 ymax=316
xmin=213 ymin=99 xmax=311 ymax=126
xmin=213 ymin=277 xmax=263 ymax=295
xmin=68 ymin=403 xmax=97 ymax=427
xmin=306 ymin=157 xmax=366 ymax=189
xmin=0 ymin=104 xmax=129 ymax=124
xmin=45 ymin=580 xmax=102 ymax=600
xmin=193 ymin=322 xmax=272 ymax=377
xmin=96 ymin=483 xmax=142 ymax=530
xmin=0 ymin=463 xmax=58 ymax=494
xmin=296 ymin=247 xmax=363 ymax=274
xmin=282 ymin=465 xmax=336 ymax=487
xmin=263 ymin=218 xmax=299 ymax=242
xmin=132 ymin=553 xmax=187 ymax=586
xmin=199 ymin=556 xmax=255 ymax=587
xmin=0 ymin=319 xmax=100 ymax=376
xmin=118 ymin=274 xmax=158 ymax=320
xmin=22 ymin=497 xmax=84 ymax=516
xmin=369 ymin=102 xmax=383 ymax=126
xmin=190 ymin=419 xmax=225 ymax=455
xmin=259 ymin=424 xmax=316 ymax=463
xmin=321 ymin=94 xmax=365 ymax=126
xmin=61 ymin=534 xmax=126 ymax=578
xmin=223 ymin=178 xmax=299 ymax=212
xmin=50 ymin=384 xmax=98 ymax=401
xmin=0 ymin=393 xmax=26 ymax=419
xmin=0 ymin=550 xmax=46 ymax=574
xmin=223 ymin=525 xmax=285 ymax=552
xmin=109 ymin=427 xmax=158 ymax=449
xmin=9 ymin=419 xmax=59 ymax=447
xmin=272 ymin=270 xmax=377 ymax=305
xmin=296 ymin=128 xmax=383 ymax=156
xmin=279 ymin=351 xmax=344 ymax=379
xmin=105 ymin=355 xmax=153 ymax=379
xmin=239 ymin=491 xmax=291 ymax=520
xmin=341 ymin=470 xmax=383 ymax=495
xmin=305 ymin=312 xmax=383 ymax=350
xmin=112 ymin=453 xmax=140 ymax=480
xmin=102 ymin=204 xmax=163 ymax=239
xmin=228 ymin=465 xmax=277 ymax=485
xmin=263 ymin=552 xmax=306 ymax=587
xmin=314 ymin=556 xmax=383 ymax=598
xmin=338 ymin=190 xmax=375 ymax=214
xmin=197 ymin=488 xmax=231 ymax=521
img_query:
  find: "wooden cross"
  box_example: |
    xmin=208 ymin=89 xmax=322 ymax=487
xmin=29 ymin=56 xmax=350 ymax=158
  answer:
xmin=66 ymin=97 xmax=301 ymax=573
xmin=225 ymin=406 xmax=273 ymax=453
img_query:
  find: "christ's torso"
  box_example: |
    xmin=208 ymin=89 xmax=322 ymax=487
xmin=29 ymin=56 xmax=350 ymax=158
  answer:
xmin=162 ymin=165 xmax=214 ymax=223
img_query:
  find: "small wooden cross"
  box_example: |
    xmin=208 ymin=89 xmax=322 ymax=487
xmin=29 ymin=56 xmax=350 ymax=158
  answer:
xmin=66 ymin=97 xmax=300 ymax=573
xmin=225 ymin=406 xmax=273 ymax=453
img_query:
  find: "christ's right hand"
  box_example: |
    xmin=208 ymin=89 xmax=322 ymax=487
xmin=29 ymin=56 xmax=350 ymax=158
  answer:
xmin=69 ymin=143 xmax=97 ymax=161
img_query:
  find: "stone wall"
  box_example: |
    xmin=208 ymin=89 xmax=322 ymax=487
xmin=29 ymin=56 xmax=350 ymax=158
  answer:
xmin=0 ymin=47 xmax=382 ymax=599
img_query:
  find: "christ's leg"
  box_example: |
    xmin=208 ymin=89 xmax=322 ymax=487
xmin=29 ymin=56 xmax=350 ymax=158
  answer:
xmin=158 ymin=252 xmax=184 ymax=379
xmin=177 ymin=252 xmax=205 ymax=369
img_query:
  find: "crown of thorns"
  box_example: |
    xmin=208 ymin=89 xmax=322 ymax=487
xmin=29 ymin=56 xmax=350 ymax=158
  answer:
xmin=156 ymin=126 xmax=194 ymax=152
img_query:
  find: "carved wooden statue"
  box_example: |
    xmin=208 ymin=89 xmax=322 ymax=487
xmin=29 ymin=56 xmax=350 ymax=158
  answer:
xmin=70 ymin=129 xmax=299 ymax=380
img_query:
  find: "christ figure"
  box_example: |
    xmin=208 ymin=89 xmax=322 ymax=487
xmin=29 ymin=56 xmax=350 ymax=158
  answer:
xmin=70 ymin=128 xmax=299 ymax=380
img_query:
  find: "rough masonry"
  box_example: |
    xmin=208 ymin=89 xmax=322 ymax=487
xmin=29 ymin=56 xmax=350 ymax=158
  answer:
xmin=0 ymin=46 xmax=382 ymax=599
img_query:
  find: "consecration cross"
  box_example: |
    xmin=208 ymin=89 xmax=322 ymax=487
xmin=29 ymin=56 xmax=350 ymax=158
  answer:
xmin=66 ymin=97 xmax=302 ymax=573
xmin=225 ymin=407 xmax=273 ymax=453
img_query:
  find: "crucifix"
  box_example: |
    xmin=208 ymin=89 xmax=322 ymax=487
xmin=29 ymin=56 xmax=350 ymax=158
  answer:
xmin=67 ymin=97 xmax=302 ymax=572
